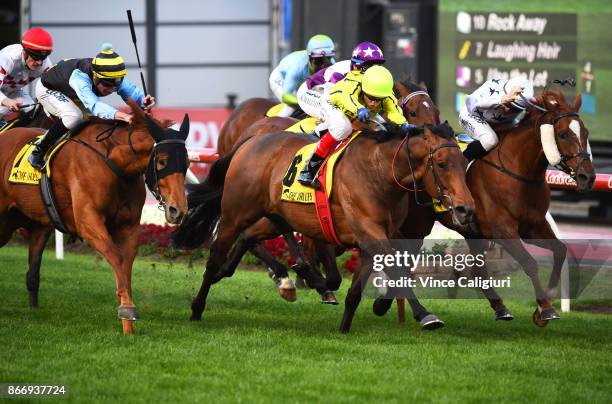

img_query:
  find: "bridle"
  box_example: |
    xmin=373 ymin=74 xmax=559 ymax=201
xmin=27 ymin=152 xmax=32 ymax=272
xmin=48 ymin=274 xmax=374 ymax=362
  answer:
xmin=144 ymin=138 xmax=188 ymax=209
xmin=486 ymin=91 xmax=590 ymax=182
xmin=391 ymin=132 xmax=460 ymax=209
xmin=394 ymin=89 xmax=457 ymax=209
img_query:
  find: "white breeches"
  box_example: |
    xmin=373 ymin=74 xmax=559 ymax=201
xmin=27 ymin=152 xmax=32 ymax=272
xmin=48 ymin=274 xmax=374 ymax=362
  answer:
xmin=297 ymin=82 xmax=328 ymax=119
xmin=458 ymin=106 xmax=498 ymax=151
xmin=36 ymin=80 xmax=85 ymax=129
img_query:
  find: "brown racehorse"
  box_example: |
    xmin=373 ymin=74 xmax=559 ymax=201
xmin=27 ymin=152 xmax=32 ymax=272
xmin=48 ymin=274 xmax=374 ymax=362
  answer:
xmin=378 ymin=88 xmax=596 ymax=326
xmin=0 ymin=100 xmax=190 ymax=334
xmin=173 ymin=119 xmax=475 ymax=333
xmin=216 ymin=82 xmax=443 ymax=306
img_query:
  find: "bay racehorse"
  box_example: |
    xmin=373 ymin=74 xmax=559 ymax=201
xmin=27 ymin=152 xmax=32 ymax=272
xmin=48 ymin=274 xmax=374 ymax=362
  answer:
xmin=173 ymin=120 xmax=475 ymax=333
xmin=215 ymin=81 xmax=443 ymax=307
xmin=0 ymin=100 xmax=190 ymax=334
xmin=378 ymin=88 xmax=596 ymax=326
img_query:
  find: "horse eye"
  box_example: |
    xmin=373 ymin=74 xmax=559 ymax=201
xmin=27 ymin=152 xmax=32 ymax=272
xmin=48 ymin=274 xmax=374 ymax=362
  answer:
xmin=409 ymin=111 xmax=417 ymax=117
xmin=558 ymin=132 xmax=568 ymax=140
xmin=156 ymin=158 xmax=168 ymax=170
xmin=437 ymin=161 xmax=447 ymax=170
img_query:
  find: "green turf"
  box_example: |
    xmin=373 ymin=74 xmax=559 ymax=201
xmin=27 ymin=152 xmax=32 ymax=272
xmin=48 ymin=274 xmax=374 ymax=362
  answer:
xmin=1 ymin=246 xmax=611 ymax=403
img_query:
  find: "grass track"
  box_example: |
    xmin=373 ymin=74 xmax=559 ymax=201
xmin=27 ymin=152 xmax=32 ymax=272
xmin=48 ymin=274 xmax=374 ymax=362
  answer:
xmin=1 ymin=246 xmax=611 ymax=403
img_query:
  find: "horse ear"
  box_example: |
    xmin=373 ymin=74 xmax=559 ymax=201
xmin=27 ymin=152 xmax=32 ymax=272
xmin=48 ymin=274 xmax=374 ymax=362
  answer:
xmin=419 ymin=81 xmax=428 ymax=92
xmin=179 ymin=114 xmax=190 ymax=140
xmin=144 ymin=115 xmax=163 ymax=142
xmin=572 ymin=94 xmax=582 ymax=112
xmin=127 ymin=99 xmax=145 ymax=122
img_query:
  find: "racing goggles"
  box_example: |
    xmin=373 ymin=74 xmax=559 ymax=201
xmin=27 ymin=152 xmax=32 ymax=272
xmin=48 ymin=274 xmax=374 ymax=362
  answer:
xmin=310 ymin=56 xmax=332 ymax=68
xmin=96 ymin=77 xmax=124 ymax=88
xmin=24 ymin=48 xmax=51 ymax=61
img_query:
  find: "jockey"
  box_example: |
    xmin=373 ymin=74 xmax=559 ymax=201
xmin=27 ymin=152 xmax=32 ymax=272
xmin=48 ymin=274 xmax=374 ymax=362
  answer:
xmin=459 ymin=77 xmax=534 ymax=161
xmin=0 ymin=28 xmax=53 ymax=120
xmin=269 ymin=34 xmax=335 ymax=117
xmin=29 ymin=43 xmax=155 ymax=169
xmin=297 ymin=41 xmax=385 ymax=124
xmin=297 ymin=65 xmax=410 ymax=188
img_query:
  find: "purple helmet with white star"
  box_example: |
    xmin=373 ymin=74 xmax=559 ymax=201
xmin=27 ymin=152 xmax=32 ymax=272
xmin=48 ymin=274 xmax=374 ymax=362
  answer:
xmin=351 ymin=41 xmax=385 ymax=65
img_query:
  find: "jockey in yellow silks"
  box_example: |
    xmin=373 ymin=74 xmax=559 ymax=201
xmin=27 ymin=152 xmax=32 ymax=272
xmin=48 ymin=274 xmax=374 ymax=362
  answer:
xmin=297 ymin=65 xmax=411 ymax=188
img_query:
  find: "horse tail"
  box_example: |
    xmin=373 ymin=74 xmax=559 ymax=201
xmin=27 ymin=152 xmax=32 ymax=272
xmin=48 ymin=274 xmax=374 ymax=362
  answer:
xmin=171 ymin=146 xmax=239 ymax=249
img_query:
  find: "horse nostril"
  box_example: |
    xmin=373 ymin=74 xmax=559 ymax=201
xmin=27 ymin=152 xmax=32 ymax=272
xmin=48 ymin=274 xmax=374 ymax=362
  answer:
xmin=168 ymin=206 xmax=178 ymax=219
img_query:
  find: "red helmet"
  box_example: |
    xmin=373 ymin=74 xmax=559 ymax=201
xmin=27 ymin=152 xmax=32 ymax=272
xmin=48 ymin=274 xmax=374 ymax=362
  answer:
xmin=21 ymin=27 xmax=53 ymax=59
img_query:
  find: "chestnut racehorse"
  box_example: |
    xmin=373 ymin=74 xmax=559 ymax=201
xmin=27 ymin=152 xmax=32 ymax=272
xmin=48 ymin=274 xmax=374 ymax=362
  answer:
xmin=173 ymin=120 xmax=475 ymax=333
xmin=379 ymin=89 xmax=596 ymax=326
xmin=0 ymin=100 xmax=190 ymax=334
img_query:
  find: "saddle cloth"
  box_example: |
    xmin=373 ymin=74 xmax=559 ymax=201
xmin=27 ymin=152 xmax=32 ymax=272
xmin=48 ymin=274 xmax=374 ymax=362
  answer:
xmin=9 ymin=135 xmax=69 ymax=185
xmin=281 ymin=130 xmax=360 ymax=204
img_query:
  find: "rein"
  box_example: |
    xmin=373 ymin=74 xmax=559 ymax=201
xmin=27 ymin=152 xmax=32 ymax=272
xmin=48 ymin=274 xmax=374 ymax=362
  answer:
xmin=395 ymin=88 xmax=454 ymax=208
xmin=482 ymin=102 xmax=587 ymax=183
xmin=71 ymin=122 xmax=186 ymax=209
xmin=391 ymin=133 xmax=460 ymax=207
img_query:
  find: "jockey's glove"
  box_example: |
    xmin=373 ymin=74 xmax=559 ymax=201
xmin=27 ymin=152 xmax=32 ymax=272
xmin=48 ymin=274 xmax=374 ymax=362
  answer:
xmin=357 ymin=108 xmax=370 ymax=123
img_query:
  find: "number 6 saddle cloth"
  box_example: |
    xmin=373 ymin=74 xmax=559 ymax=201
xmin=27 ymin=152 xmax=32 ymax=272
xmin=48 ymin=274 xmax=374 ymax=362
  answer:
xmin=281 ymin=130 xmax=360 ymax=204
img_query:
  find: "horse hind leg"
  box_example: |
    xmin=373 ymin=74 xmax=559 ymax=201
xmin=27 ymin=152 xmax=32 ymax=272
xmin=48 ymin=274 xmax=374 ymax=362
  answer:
xmin=26 ymin=225 xmax=53 ymax=308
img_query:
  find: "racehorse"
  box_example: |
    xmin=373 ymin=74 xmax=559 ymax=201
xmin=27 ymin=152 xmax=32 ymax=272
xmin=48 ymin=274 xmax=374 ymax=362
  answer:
xmin=173 ymin=118 xmax=475 ymax=333
xmin=215 ymin=81 xmax=445 ymax=309
xmin=378 ymin=88 xmax=596 ymax=326
xmin=0 ymin=100 xmax=190 ymax=334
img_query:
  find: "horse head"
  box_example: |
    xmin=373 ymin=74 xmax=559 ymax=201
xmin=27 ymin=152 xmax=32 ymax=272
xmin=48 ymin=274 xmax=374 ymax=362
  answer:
xmin=406 ymin=122 xmax=475 ymax=225
xmin=395 ymin=80 xmax=440 ymax=126
xmin=534 ymin=90 xmax=596 ymax=192
xmin=127 ymin=100 xmax=190 ymax=224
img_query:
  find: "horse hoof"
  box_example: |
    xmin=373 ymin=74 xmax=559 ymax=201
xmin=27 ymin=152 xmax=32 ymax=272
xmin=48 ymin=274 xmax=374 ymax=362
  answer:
xmin=279 ymin=288 xmax=297 ymax=302
xmin=28 ymin=293 xmax=39 ymax=308
xmin=540 ymin=307 xmax=560 ymax=321
xmin=372 ymin=298 xmax=393 ymax=316
xmin=190 ymin=313 xmax=202 ymax=321
xmin=420 ymin=314 xmax=445 ymax=330
xmin=117 ymin=305 xmax=140 ymax=321
xmin=495 ymin=308 xmax=514 ymax=321
xmin=321 ymin=291 xmax=338 ymax=305
xmin=532 ymin=308 xmax=549 ymax=328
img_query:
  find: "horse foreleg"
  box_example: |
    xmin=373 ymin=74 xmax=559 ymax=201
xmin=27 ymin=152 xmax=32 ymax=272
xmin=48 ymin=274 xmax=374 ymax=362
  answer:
xmin=75 ymin=211 xmax=136 ymax=333
xmin=191 ymin=218 xmax=245 ymax=321
xmin=497 ymin=238 xmax=559 ymax=326
xmin=311 ymin=239 xmax=342 ymax=305
xmin=522 ymin=220 xmax=567 ymax=299
xmin=25 ymin=225 xmax=53 ymax=308
xmin=465 ymin=238 xmax=513 ymax=321
xmin=112 ymin=222 xmax=142 ymax=332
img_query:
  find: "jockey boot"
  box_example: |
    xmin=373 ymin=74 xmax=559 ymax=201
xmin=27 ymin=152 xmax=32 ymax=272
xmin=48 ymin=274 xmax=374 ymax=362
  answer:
xmin=28 ymin=120 xmax=68 ymax=169
xmin=297 ymin=131 xmax=339 ymax=188
xmin=463 ymin=140 xmax=488 ymax=162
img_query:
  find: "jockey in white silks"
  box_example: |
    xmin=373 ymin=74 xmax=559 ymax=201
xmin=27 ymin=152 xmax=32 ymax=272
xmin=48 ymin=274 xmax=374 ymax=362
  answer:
xmin=459 ymin=77 xmax=534 ymax=161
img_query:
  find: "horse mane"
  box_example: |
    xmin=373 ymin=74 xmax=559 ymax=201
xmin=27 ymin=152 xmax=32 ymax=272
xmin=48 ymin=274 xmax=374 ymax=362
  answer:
xmin=360 ymin=121 xmax=455 ymax=143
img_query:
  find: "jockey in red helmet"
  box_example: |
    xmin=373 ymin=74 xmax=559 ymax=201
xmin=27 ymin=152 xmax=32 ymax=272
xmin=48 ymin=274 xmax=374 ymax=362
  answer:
xmin=0 ymin=27 xmax=53 ymax=119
